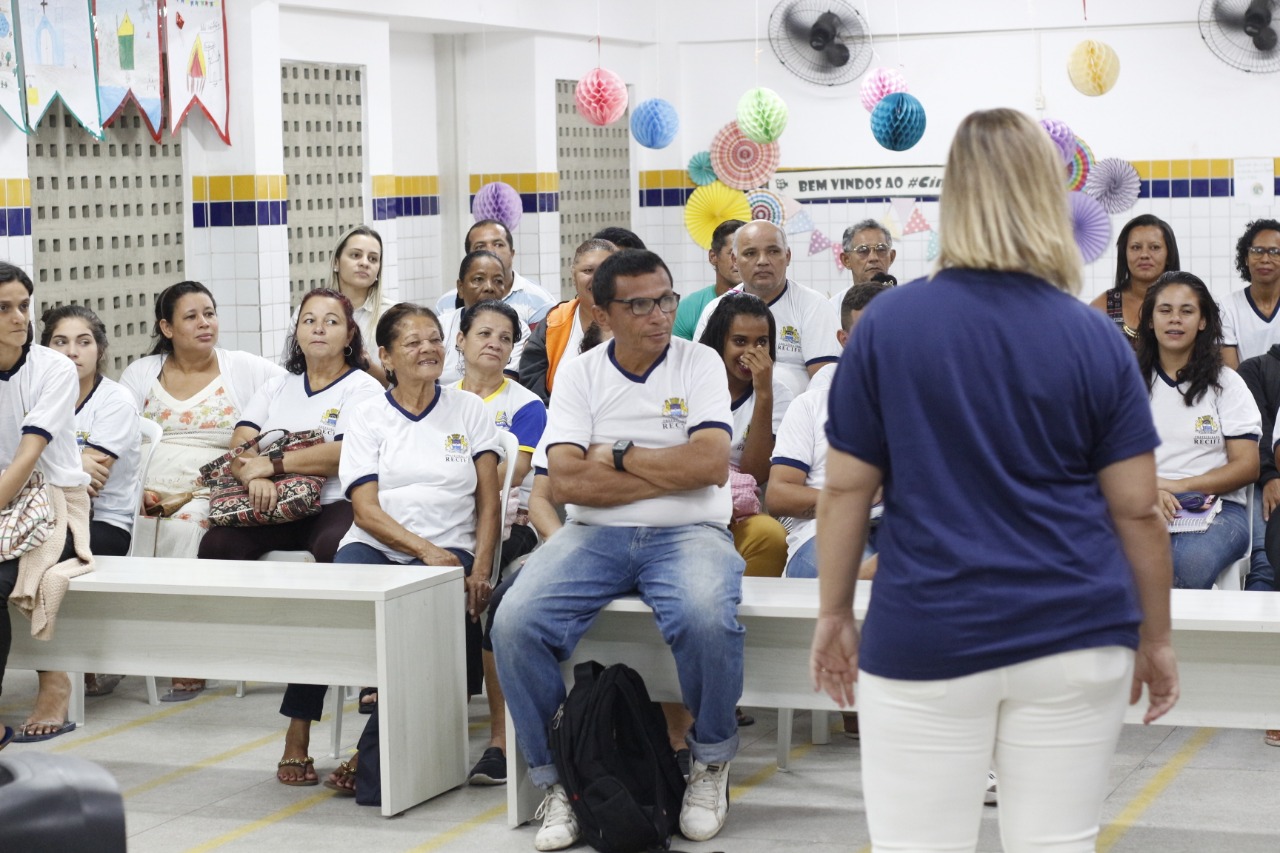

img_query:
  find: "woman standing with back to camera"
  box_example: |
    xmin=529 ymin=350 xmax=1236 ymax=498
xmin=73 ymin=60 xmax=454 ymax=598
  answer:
xmin=810 ymin=109 xmax=1180 ymax=852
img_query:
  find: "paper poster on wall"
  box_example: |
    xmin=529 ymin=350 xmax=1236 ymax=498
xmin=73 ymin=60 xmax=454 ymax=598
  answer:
xmin=95 ymin=0 xmax=162 ymax=139
xmin=1234 ymin=158 xmax=1275 ymax=207
xmin=165 ymin=0 xmax=228 ymax=142
xmin=16 ymin=0 xmax=101 ymax=136
xmin=0 ymin=1 xmax=25 ymax=130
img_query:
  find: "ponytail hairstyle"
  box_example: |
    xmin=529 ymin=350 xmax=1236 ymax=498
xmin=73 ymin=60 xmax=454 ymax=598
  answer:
xmin=40 ymin=304 xmax=109 ymax=375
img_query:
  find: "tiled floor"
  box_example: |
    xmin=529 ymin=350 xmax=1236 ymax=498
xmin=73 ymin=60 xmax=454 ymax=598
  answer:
xmin=1 ymin=671 xmax=1278 ymax=851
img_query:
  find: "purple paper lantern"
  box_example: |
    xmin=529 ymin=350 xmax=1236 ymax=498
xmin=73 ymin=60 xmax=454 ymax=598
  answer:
xmin=472 ymin=182 xmax=523 ymax=232
xmin=1039 ymin=118 xmax=1076 ymax=165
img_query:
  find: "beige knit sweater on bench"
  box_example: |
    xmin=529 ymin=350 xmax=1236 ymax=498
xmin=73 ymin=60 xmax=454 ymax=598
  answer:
xmin=9 ymin=484 xmax=94 ymax=640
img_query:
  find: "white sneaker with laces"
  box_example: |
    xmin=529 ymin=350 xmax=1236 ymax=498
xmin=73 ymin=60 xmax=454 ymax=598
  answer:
xmin=680 ymin=759 xmax=730 ymax=841
xmin=984 ymin=770 xmax=998 ymax=805
xmin=534 ymin=783 xmax=579 ymax=851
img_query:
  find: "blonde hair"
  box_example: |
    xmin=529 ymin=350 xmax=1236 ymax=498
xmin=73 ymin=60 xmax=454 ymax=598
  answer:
xmin=934 ymin=109 xmax=1082 ymax=295
xmin=328 ymin=225 xmax=384 ymax=319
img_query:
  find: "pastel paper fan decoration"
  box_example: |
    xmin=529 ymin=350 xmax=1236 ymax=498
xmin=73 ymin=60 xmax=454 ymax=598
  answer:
xmin=575 ymin=67 xmax=629 ymax=126
xmin=736 ymin=87 xmax=789 ymax=144
xmin=926 ymin=229 xmax=941 ymax=261
xmin=631 ymin=98 xmax=680 ymax=149
xmin=870 ymin=93 xmax=927 ymax=152
xmin=1067 ymin=136 xmax=1095 ymax=192
xmin=1068 ymin=40 xmax=1120 ymax=97
xmin=684 ymin=182 xmax=752 ymax=250
xmin=1085 ymin=158 xmax=1141 ymax=215
xmin=472 ymin=182 xmax=523 ymax=232
xmin=1039 ymin=118 xmax=1076 ymax=165
xmin=1070 ymin=191 xmax=1112 ymax=264
xmin=710 ymin=121 xmax=781 ymax=190
xmin=859 ymin=67 xmax=908 ymax=113
xmin=747 ymin=190 xmax=787 ymax=226
xmin=687 ymin=151 xmax=718 ymax=186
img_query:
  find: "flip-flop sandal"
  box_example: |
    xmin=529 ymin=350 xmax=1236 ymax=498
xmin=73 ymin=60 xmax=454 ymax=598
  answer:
xmin=323 ymin=760 xmax=357 ymax=796
xmin=1265 ymin=729 xmax=1280 ymax=747
xmin=358 ymin=687 xmax=378 ymax=715
xmin=161 ymin=683 xmax=206 ymax=702
xmin=12 ymin=721 xmax=77 ymax=743
xmin=0 ymin=725 xmax=13 ymax=750
xmin=277 ymin=756 xmax=319 ymax=787
xmin=85 ymin=674 xmax=123 ymax=697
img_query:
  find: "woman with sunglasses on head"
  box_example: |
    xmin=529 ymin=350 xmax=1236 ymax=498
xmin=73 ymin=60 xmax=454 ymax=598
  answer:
xmin=1137 ymin=271 xmax=1260 ymax=590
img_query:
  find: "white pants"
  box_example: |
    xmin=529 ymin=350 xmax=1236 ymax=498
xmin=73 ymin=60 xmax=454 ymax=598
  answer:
xmin=858 ymin=646 xmax=1134 ymax=853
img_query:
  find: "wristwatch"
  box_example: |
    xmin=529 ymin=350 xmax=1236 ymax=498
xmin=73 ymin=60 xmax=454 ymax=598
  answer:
xmin=612 ymin=440 xmax=634 ymax=472
xmin=269 ymin=448 xmax=286 ymax=476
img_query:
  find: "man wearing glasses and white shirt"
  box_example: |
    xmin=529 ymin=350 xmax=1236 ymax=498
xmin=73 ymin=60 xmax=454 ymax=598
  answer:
xmin=830 ymin=219 xmax=898 ymax=310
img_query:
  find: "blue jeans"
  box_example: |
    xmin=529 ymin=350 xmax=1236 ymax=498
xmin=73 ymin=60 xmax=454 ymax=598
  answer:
xmin=1248 ymin=493 xmax=1276 ymax=591
xmin=1172 ymin=500 xmax=1250 ymax=590
xmin=784 ymin=525 xmax=878 ymax=579
xmin=492 ymin=522 xmax=746 ymax=788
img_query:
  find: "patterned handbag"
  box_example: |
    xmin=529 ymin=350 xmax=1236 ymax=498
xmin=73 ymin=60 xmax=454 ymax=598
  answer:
xmin=203 ymin=430 xmax=327 ymax=527
xmin=0 ymin=469 xmax=55 ymax=560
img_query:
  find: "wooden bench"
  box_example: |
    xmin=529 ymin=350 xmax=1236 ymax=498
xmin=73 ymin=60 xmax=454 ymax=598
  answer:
xmin=507 ymin=579 xmax=1280 ymax=826
xmin=7 ymin=555 xmax=467 ymax=817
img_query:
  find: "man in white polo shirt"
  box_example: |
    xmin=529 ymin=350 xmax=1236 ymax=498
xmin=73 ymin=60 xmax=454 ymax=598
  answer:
xmin=435 ymin=219 xmax=557 ymax=327
xmin=493 ymin=249 xmax=744 ymax=851
xmin=693 ymin=220 xmax=840 ymax=401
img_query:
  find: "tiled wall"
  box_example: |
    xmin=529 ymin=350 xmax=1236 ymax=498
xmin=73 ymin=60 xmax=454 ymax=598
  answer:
xmin=0 ymin=179 xmax=32 ymax=268
xmin=371 ymin=174 xmax=442 ymax=304
xmin=469 ymin=172 xmax=561 ymax=292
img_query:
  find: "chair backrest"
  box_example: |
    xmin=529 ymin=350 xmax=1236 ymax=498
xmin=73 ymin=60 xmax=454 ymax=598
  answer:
xmin=495 ymin=429 xmax=521 ymax=577
xmin=127 ymin=416 xmax=164 ymax=557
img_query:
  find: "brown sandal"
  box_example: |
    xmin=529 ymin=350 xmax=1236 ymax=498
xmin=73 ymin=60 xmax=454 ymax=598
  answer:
xmin=323 ymin=759 xmax=357 ymax=796
xmin=277 ymin=756 xmax=318 ymax=787
xmin=1264 ymin=730 xmax=1280 ymax=747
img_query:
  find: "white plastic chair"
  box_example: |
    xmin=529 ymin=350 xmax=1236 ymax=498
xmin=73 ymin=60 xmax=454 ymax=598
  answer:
xmin=1214 ymin=484 xmax=1255 ymax=591
xmin=127 ymin=416 xmax=163 ymax=558
xmin=494 ymin=430 xmax=521 ymax=580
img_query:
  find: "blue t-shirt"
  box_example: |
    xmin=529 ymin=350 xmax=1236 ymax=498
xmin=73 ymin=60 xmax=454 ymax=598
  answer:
xmin=827 ymin=268 xmax=1159 ymax=680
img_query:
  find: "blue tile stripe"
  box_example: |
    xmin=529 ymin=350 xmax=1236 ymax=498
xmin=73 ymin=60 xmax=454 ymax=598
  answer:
xmin=465 ymin=192 xmax=559 ymax=216
xmin=192 ymin=201 xmax=288 ymax=229
xmin=372 ymin=196 xmax=441 ymax=221
xmin=1138 ymin=179 xmax=1237 ymax=199
xmin=0 ymin=207 xmax=32 ymax=237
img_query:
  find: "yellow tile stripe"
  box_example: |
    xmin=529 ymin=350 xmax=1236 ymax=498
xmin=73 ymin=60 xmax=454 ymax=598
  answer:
xmin=468 ymin=172 xmax=559 ymax=193
xmin=372 ymin=175 xmax=440 ymax=198
xmin=0 ymin=178 xmax=31 ymax=206
xmin=639 ymin=169 xmax=695 ymax=190
xmin=1096 ymin=727 xmax=1217 ymax=851
xmin=196 ymin=175 xmax=289 ymax=202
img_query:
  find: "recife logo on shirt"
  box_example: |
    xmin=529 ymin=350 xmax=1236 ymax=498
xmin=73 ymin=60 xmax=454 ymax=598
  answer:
xmin=1193 ymin=414 xmax=1219 ymax=445
xmin=779 ymin=325 xmax=801 ymax=353
xmin=75 ymin=430 xmax=90 ymax=450
xmin=319 ymin=407 xmax=341 ymax=436
xmin=494 ymin=410 xmax=510 ymax=430
xmin=444 ymin=433 xmax=470 ymax=462
xmin=661 ymin=397 xmax=689 ymax=430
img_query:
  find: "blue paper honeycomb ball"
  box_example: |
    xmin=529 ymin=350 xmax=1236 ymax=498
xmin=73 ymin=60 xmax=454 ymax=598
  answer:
xmin=870 ymin=93 xmax=926 ymax=152
xmin=631 ymin=98 xmax=680 ymax=149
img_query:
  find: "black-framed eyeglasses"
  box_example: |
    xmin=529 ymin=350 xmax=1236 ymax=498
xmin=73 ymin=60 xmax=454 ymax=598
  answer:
xmin=610 ymin=293 xmax=680 ymax=316
xmin=1248 ymin=246 xmax=1280 ymax=258
xmin=851 ymin=243 xmax=891 ymax=257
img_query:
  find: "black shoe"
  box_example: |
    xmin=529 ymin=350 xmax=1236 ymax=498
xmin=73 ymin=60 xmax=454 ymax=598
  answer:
xmin=357 ymin=687 xmax=377 ymax=715
xmin=468 ymin=746 xmax=507 ymax=785
xmin=736 ymin=707 xmax=755 ymax=727
xmin=675 ymin=748 xmax=692 ymax=780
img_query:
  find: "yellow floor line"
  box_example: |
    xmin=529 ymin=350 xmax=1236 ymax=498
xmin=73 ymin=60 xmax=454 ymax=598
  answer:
xmin=51 ymin=687 xmax=240 ymax=752
xmin=730 ymin=742 xmax=814 ymax=800
xmin=402 ymin=804 xmax=508 ymax=853
xmin=1097 ymin=727 xmax=1216 ymax=852
xmin=184 ymin=788 xmax=338 ymax=853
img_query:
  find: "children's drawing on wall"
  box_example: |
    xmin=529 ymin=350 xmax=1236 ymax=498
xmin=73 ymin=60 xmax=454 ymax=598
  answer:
xmin=16 ymin=0 xmax=102 ymax=136
xmin=165 ymin=0 xmax=228 ymax=142
xmin=95 ymin=0 xmax=162 ymax=139
xmin=0 ymin=2 xmax=27 ymax=130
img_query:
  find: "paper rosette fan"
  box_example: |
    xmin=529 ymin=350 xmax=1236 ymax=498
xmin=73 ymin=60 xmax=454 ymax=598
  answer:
xmin=631 ymin=98 xmax=680 ymax=149
xmin=1039 ymin=118 xmax=1076 ymax=165
xmin=472 ymin=182 xmax=523 ymax=232
xmin=746 ymin=189 xmax=786 ymax=226
xmin=1066 ymin=136 xmax=1094 ymax=191
xmin=859 ymin=67 xmax=908 ymax=113
xmin=1085 ymin=158 xmax=1140 ymax=215
xmin=870 ymin=93 xmax=926 ymax=151
xmin=687 ymin=151 xmax=718 ymax=186
xmin=710 ymin=121 xmax=781 ymax=190
xmin=736 ymin=87 xmax=788 ymax=144
xmin=1070 ymin=191 xmax=1111 ymax=264
xmin=575 ymin=67 xmax=629 ymax=126
xmin=1068 ymin=40 xmax=1120 ymax=97
xmin=685 ymin=182 xmax=752 ymax=250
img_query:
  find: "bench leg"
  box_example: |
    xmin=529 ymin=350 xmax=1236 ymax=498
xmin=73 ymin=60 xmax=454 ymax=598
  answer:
xmin=235 ymin=681 xmax=246 ymax=698
xmin=145 ymin=675 xmax=160 ymax=706
xmin=67 ymin=673 xmax=85 ymax=726
xmin=777 ymin=708 xmax=794 ymax=772
xmin=811 ymin=710 xmax=831 ymax=745
xmin=330 ymin=685 xmax=344 ymax=759
xmin=507 ymin=702 xmax=540 ymax=827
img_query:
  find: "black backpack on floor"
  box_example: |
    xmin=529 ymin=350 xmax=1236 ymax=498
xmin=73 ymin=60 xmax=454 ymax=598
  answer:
xmin=550 ymin=661 xmax=687 ymax=853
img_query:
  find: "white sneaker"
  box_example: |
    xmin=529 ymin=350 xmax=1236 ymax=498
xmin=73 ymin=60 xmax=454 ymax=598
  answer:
xmin=984 ymin=770 xmax=998 ymax=805
xmin=533 ymin=784 xmax=579 ymax=851
xmin=680 ymin=759 xmax=730 ymax=841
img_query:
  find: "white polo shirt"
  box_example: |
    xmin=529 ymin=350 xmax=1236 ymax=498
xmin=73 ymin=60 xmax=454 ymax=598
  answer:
xmin=729 ymin=379 xmax=792 ymax=468
xmin=455 ymin=378 xmax=546 ymax=508
xmin=1221 ymin=287 xmax=1280 ymax=362
xmin=433 ymin=272 xmax=557 ymax=327
xmin=74 ymin=375 xmax=141 ymax=532
xmin=0 ymin=345 xmax=90 ymax=489
xmin=338 ymin=385 xmax=500 ymax=560
xmin=438 ymin=307 xmax=526 ymax=385
xmin=693 ymin=281 xmax=841 ymax=399
xmin=237 ymin=367 xmax=383 ymax=505
xmin=543 ymin=337 xmax=733 ymax=527
xmin=770 ymin=386 xmax=831 ymax=559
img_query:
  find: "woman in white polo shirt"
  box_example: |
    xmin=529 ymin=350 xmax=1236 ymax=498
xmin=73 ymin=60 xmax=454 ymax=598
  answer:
xmin=438 ymin=250 xmax=524 ymax=384
xmin=1137 ymin=271 xmax=1261 ymax=589
xmin=324 ymin=303 xmax=501 ymax=796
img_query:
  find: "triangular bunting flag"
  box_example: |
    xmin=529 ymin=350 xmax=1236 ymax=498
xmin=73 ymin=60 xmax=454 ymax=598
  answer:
xmin=808 ymin=229 xmax=832 ymax=256
xmin=881 ymin=207 xmax=904 ymax=240
xmin=17 ymin=0 xmax=102 ymax=136
xmin=780 ymin=193 xmax=802 ymax=219
xmin=97 ymin=0 xmax=164 ymax=140
xmin=785 ymin=207 xmax=814 ymax=235
xmin=889 ymin=196 xmax=915 ymax=225
xmin=904 ymin=206 xmax=931 ymax=235
xmin=167 ymin=0 xmax=229 ymax=143
xmin=833 ymin=243 xmax=845 ymax=271
xmin=0 ymin=4 xmax=26 ymax=131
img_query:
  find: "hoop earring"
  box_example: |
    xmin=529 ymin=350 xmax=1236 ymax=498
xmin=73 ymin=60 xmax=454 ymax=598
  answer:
xmin=344 ymin=345 xmax=353 ymax=356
